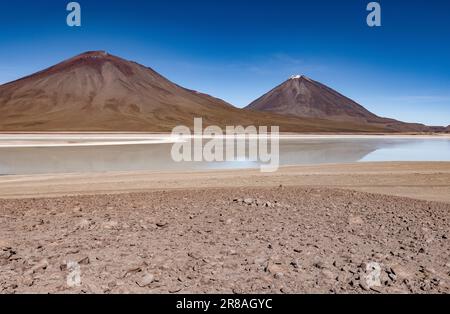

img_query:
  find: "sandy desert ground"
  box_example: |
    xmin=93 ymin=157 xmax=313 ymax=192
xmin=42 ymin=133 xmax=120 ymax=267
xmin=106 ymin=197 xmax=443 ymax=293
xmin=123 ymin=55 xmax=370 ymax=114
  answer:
xmin=0 ymin=161 xmax=449 ymax=294
xmin=0 ymin=186 xmax=449 ymax=294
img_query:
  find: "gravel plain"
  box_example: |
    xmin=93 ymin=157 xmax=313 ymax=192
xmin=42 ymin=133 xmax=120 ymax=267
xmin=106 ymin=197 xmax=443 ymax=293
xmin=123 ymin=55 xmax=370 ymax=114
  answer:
xmin=1 ymin=186 xmax=449 ymax=294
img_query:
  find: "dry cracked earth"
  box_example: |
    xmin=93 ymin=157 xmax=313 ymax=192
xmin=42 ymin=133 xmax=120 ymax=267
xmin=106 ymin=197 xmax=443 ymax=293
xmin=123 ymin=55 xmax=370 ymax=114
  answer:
xmin=1 ymin=187 xmax=449 ymax=294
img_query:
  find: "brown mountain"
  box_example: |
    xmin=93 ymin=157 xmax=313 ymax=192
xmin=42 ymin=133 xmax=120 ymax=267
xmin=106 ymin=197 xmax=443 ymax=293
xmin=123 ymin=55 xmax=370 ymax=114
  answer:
xmin=0 ymin=52 xmax=432 ymax=133
xmin=246 ymin=75 xmax=433 ymax=132
xmin=0 ymin=51 xmax=243 ymax=131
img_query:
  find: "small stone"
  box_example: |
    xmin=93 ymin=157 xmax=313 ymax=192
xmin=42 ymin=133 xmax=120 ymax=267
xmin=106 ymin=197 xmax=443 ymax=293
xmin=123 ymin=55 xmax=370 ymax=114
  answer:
xmin=348 ymin=215 xmax=364 ymax=225
xmin=370 ymin=286 xmax=383 ymax=293
xmin=78 ymin=256 xmax=90 ymax=265
xmin=314 ymin=261 xmax=326 ymax=269
xmin=390 ymin=265 xmax=412 ymax=281
xmin=243 ymin=198 xmax=254 ymax=205
xmin=25 ymin=259 xmax=49 ymax=275
xmin=322 ymin=269 xmax=336 ymax=280
xmin=22 ymin=276 xmax=35 ymax=287
xmin=136 ymin=273 xmax=154 ymax=287
xmin=0 ymin=240 xmax=11 ymax=249
xmin=187 ymin=252 xmax=201 ymax=260
xmin=290 ymin=259 xmax=300 ymax=269
xmin=359 ymin=281 xmax=370 ymax=291
xmin=168 ymin=287 xmax=183 ymax=293
xmin=254 ymin=257 xmax=268 ymax=266
xmin=265 ymin=263 xmax=284 ymax=275
xmin=156 ymin=222 xmax=169 ymax=228
xmin=102 ymin=220 xmax=119 ymax=230
xmin=274 ymin=272 xmax=284 ymax=279
xmin=77 ymin=219 xmax=92 ymax=229
xmin=372 ymin=253 xmax=384 ymax=260
xmin=388 ymin=272 xmax=397 ymax=281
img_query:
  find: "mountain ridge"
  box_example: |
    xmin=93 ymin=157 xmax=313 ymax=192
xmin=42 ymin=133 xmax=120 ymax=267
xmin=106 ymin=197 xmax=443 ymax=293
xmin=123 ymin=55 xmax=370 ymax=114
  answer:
xmin=245 ymin=75 xmax=443 ymax=132
xmin=0 ymin=52 xmax=442 ymax=133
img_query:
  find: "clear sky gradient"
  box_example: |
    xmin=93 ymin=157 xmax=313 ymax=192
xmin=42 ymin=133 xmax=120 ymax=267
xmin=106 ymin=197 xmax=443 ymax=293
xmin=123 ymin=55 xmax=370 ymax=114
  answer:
xmin=0 ymin=0 xmax=449 ymax=126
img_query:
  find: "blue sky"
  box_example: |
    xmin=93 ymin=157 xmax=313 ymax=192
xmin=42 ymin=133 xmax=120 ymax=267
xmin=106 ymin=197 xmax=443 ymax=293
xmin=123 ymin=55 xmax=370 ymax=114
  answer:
xmin=0 ymin=0 xmax=449 ymax=126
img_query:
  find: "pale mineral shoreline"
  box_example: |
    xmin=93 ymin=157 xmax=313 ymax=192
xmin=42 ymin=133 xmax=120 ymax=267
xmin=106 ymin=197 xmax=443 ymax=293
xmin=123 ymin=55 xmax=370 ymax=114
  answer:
xmin=0 ymin=133 xmax=449 ymax=148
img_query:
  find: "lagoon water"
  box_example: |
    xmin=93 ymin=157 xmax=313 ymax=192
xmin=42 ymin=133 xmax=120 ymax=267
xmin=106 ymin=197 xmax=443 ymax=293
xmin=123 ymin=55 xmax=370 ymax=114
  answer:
xmin=0 ymin=137 xmax=450 ymax=175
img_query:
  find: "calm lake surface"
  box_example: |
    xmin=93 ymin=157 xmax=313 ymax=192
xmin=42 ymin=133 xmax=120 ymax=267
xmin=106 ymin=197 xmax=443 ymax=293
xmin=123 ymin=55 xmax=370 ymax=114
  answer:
xmin=1 ymin=137 xmax=450 ymax=175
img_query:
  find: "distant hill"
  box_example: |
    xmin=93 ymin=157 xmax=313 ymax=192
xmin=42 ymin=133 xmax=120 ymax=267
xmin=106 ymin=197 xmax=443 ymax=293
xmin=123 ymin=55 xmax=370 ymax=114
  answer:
xmin=246 ymin=75 xmax=438 ymax=132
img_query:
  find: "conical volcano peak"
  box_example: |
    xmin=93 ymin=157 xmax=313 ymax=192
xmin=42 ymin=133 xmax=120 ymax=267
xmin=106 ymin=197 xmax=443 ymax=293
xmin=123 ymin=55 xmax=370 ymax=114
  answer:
xmin=289 ymin=74 xmax=312 ymax=82
xmin=0 ymin=51 xmax=238 ymax=131
xmin=247 ymin=75 xmax=383 ymax=123
xmin=76 ymin=50 xmax=109 ymax=58
xmin=47 ymin=50 xmax=145 ymax=78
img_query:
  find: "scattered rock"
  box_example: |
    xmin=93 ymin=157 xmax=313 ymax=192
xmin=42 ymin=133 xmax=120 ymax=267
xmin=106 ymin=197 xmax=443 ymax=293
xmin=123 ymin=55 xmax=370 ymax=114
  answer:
xmin=25 ymin=259 xmax=49 ymax=276
xmin=21 ymin=276 xmax=34 ymax=287
xmin=348 ymin=215 xmax=364 ymax=225
xmin=102 ymin=220 xmax=119 ymax=230
xmin=0 ymin=240 xmax=11 ymax=249
xmin=321 ymin=269 xmax=336 ymax=280
xmin=78 ymin=256 xmax=90 ymax=265
xmin=188 ymin=252 xmax=201 ymax=260
xmin=156 ymin=222 xmax=169 ymax=228
xmin=136 ymin=273 xmax=154 ymax=287
xmin=265 ymin=263 xmax=284 ymax=275
xmin=168 ymin=286 xmax=183 ymax=293
xmin=76 ymin=219 xmax=92 ymax=229
xmin=243 ymin=198 xmax=254 ymax=205
xmin=313 ymin=261 xmax=326 ymax=269
xmin=290 ymin=259 xmax=300 ymax=269
xmin=254 ymin=257 xmax=268 ymax=266
xmin=123 ymin=266 xmax=143 ymax=278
